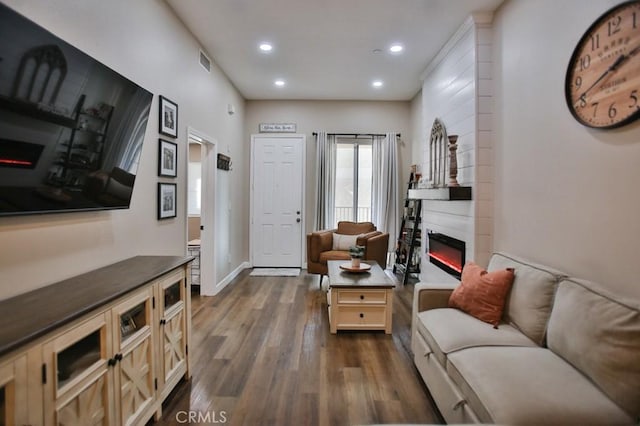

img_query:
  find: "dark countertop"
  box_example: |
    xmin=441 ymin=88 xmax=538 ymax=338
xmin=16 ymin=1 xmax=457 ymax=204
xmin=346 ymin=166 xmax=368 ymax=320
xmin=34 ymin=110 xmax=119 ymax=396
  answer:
xmin=0 ymin=255 xmax=193 ymax=357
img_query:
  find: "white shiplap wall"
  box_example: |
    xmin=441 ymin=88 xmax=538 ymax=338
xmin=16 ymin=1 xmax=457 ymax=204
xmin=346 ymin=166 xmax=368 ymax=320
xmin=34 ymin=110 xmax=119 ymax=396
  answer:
xmin=419 ymin=14 xmax=493 ymax=276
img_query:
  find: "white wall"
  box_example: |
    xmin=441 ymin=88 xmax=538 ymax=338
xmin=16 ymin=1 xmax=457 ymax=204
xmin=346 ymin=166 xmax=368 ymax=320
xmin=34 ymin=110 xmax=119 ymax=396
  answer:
xmin=493 ymin=0 xmax=640 ymax=299
xmin=417 ymin=15 xmax=494 ymax=272
xmin=245 ymin=100 xmax=412 ymax=241
xmin=0 ymin=0 xmax=247 ymax=299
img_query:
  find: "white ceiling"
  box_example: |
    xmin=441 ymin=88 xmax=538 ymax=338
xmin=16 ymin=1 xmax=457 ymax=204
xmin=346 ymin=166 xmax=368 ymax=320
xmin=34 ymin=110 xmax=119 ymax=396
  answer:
xmin=165 ymin=0 xmax=504 ymax=101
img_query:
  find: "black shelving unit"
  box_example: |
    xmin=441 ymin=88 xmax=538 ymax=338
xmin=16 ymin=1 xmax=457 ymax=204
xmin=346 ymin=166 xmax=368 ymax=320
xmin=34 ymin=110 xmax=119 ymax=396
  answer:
xmin=394 ymin=175 xmax=422 ymax=284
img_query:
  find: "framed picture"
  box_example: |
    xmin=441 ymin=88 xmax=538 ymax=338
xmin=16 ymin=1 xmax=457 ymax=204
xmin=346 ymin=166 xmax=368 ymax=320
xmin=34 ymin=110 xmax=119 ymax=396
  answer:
xmin=158 ymin=182 xmax=177 ymax=220
xmin=159 ymin=95 xmax=178 ymax=138
xmin=158 ymin=139 xmax=177 ymax=177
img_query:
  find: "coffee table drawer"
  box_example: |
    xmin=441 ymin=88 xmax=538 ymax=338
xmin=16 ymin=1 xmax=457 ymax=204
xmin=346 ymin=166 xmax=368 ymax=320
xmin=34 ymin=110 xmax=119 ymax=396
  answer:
xmin=336 ymin=289 xmax=387 ymax=304
xmin=335 ymin=306 xmax=387 ymax=328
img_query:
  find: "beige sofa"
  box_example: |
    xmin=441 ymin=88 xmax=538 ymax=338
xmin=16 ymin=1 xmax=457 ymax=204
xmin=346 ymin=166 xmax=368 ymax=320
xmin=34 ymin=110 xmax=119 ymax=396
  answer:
xmin=411 ymin=252 xmax=640 ymax=425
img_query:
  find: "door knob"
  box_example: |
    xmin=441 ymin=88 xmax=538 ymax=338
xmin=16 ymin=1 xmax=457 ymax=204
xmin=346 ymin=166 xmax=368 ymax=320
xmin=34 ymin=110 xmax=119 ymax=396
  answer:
xmin=296 ymin=218 xmax=301 ymax=223
xmin=297 ymin=211 xmax=300 ymax=215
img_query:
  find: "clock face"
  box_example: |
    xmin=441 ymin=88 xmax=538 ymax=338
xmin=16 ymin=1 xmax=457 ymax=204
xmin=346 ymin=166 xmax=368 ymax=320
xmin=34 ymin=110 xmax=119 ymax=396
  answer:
xmin=565 ymin=1 xmax=640 ymax=129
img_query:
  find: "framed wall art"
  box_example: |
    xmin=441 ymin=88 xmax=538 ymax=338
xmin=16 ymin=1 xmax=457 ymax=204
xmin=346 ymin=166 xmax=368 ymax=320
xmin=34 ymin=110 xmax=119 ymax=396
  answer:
xmin=159 ymin=95 xmax=178 ymax=138
xmin=157 ymin=182 xmax=177 ymax=220
xmin=158 ymin=139 xmax=177 ymax=177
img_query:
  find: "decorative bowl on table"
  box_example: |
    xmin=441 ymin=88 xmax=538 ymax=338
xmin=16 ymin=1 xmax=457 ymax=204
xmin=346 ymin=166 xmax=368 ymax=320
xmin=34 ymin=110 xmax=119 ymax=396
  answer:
xmin=339 ymin=262 xmax=372 ymax=273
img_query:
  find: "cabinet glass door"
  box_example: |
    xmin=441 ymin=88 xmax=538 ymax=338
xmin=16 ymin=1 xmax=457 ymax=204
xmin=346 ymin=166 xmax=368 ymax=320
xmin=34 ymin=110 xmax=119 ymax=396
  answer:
xmin=163 ymin=282 xmax=181 ymax=311
xmin=44 ymin=313 xmax=112 ymax=426
xmin=56 ymin=329 xmax=101 ymax=389
xmin=119 ymin=301 xmax=148 ymax=343
xmin=113 ymin=288 xmax=155 ymax=426
xmin=157 ymin=269 xmax=188 ymax=400
xmin=0 ymin=356 xmax=27 ymax=426
xmin=0 ymin=385 xmax=6 ymax=426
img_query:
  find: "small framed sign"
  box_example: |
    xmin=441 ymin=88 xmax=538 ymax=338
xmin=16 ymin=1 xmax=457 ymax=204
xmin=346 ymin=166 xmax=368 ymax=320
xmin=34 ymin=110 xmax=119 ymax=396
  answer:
xmin=259 ymin=123 xmax=296 ymax=133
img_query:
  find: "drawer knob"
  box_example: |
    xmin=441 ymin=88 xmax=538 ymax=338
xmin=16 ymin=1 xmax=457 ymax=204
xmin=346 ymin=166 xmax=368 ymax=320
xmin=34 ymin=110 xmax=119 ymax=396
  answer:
xmin=359 ymin=313 xmax=364 ymax=318
xmin=360 ymin=295 xmax=364 ymax=300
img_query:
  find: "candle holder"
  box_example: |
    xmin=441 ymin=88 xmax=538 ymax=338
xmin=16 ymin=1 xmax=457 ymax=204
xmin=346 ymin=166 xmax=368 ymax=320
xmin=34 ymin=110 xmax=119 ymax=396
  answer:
xmin=448 ymin=135 xmax=459 ymax=187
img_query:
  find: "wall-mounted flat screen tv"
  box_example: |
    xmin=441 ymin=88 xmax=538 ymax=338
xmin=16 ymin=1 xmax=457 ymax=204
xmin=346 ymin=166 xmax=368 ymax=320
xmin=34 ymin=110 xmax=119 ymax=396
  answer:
xmin=0 ymin=3 xmax=153 ymax=217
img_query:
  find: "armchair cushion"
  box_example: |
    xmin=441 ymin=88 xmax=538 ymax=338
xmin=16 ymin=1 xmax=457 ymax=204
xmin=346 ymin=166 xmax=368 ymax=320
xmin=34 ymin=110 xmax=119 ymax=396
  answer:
xmin=332 ymin=233 xmax=360 ymax=251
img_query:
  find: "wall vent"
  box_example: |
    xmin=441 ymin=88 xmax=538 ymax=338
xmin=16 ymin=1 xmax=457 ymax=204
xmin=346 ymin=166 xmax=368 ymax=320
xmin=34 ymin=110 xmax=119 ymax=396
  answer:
xmin=199 ymin=50 xmax=211 ymax=73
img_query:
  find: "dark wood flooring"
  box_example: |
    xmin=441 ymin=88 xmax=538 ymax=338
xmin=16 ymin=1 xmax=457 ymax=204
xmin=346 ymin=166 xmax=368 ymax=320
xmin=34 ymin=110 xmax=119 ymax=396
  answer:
xmin=154 ymin=270 xmax=442 ymax=425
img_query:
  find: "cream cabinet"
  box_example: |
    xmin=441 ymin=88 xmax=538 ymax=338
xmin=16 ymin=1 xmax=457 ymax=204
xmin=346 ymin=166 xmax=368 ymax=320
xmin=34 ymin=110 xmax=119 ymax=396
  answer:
xmin=0 ymin=256 xmax=192 ymax=426
xmin=328 ymin=287 xmax=393 ymax=334
xmin=0 ymin=354 xmax=28 ymax=426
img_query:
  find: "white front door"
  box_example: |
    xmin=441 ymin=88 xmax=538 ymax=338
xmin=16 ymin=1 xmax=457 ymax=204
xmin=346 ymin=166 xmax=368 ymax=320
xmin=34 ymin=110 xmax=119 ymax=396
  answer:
xmin=251 ymin=134 xmax=305 ymax=267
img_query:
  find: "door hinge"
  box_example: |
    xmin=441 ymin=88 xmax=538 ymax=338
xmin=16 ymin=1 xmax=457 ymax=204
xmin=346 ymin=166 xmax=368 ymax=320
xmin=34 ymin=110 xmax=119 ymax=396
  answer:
xmin=186 ymin=344 xmax=189 ymax=356
xmin=41 ymin=364 xmax=47 ymax=384
xmin=154 ymin=378 xmax=158 ymax=390
xmin=200 ymin=225 xmax=204 ymax=230
xmin=152 ymin=296 xmax=155 ymax=309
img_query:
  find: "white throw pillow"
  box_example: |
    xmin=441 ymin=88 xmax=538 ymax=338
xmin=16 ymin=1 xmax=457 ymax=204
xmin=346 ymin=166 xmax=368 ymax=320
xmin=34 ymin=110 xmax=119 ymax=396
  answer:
xmin=332 ymin=233 xmax=359 ymax=251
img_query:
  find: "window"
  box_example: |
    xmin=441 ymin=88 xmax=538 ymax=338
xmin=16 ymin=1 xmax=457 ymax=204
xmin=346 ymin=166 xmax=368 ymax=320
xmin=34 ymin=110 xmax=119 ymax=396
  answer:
xmin=335 ymin=139 xmax=372 ymax=223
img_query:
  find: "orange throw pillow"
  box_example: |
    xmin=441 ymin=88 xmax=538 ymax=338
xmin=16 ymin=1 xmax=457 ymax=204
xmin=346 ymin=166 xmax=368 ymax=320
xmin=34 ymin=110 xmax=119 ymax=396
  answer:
xmin=448 ymin=262 xmax=515 ymax=327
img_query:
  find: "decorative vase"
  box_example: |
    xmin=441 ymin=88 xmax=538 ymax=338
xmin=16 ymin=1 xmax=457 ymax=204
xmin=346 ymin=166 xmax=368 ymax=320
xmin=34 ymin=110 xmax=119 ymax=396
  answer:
xmin=351 ymin=257 xmax=361 ymax=268
xmin=448 ymin=135 xmax=459 ymax=187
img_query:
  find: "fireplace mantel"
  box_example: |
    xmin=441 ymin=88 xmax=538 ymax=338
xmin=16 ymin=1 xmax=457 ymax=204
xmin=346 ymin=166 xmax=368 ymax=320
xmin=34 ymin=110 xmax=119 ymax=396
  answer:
xmin=408 ymin=187 xmax=472 ymax=201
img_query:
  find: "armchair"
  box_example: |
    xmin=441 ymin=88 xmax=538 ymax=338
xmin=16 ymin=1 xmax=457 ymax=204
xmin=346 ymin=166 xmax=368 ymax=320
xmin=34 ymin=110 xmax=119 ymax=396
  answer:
xmin=306 ymin=221 xmax=389 ymax=287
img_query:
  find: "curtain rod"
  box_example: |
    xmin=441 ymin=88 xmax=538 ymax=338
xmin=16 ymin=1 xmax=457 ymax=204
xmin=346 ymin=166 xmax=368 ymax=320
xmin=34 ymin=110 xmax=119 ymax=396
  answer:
xmin=312 ymin=132 xmax=400 ymax=138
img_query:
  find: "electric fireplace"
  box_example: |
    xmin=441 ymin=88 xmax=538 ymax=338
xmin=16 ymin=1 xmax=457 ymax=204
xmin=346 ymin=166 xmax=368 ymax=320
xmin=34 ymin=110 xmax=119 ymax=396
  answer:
xmin=427 ymin=231 xmax=466 ymax=279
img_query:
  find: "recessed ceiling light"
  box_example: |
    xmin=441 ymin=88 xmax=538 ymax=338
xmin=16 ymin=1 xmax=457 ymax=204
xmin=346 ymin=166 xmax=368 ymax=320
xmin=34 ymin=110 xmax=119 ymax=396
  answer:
xmin=274 ymin=79 xmax=286 ymax=87
xmin=372 ymin=80 xmax=383 ymax=88
xmin=259 ymin=42 xmax=273 ymax=52
xmin=372 ymin=48 xmax=383 ymax=54
xmin=389 ymin=44 xmax=404 ymax=53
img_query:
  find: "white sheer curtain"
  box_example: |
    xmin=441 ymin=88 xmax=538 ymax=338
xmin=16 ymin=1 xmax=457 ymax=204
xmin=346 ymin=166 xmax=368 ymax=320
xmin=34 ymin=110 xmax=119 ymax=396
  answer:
xmin=372 ymin=132 xmax=399 ymax=252
xmin=314 ymin=132 xmax=336 ymax=230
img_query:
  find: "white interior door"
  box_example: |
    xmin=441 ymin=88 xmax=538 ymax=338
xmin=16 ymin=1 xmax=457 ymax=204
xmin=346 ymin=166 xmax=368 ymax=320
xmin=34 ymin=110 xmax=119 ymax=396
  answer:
xmin=251 ymin=134 xmax=305 ymax=267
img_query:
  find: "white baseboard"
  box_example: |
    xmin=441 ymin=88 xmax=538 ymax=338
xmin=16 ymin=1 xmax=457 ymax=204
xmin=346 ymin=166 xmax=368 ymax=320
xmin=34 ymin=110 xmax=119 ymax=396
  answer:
xmin=213 ymin=261 xmax=250 ymax=295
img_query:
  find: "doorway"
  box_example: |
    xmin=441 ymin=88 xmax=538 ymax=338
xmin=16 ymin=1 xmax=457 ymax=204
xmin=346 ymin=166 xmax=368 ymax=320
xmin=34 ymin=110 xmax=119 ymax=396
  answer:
xmin=250 ymin=134 xmax=306 ymax=267
xmin=186 ymin=128 xmax=217 ymax=295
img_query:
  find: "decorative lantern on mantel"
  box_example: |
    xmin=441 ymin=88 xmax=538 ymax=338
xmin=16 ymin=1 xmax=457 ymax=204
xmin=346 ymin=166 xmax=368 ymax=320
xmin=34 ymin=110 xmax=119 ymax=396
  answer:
xmin=427 ymin=117 xmax=459 ymax=189
xmin=411 ymin=118 xmax=471 ymax=201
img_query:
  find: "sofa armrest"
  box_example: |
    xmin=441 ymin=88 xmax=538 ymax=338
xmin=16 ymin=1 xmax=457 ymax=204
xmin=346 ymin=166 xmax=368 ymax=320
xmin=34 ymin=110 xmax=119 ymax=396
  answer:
xmin=306 ymin=229 xmax=336 ymax=262
xmin=411 ymin=282 xmax=458 ymax=356
xmin=356 ymin=231 xmax=381 ymax=245
xmin=413 ymin=282 xmax=457 ymax=314
xmin=362 ymin=233 xmax=389 ymax=268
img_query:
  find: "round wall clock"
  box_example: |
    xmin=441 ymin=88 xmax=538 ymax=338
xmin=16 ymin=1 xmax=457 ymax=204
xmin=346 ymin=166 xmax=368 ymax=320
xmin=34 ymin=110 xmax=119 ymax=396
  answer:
xmin=565 ymin=0 xmax=640 ymax=129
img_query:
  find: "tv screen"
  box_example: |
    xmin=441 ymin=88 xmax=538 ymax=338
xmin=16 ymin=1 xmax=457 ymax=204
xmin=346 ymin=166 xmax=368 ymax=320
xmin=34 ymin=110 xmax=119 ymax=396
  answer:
xmin=0 ymin=3 xmax=153 ymax=216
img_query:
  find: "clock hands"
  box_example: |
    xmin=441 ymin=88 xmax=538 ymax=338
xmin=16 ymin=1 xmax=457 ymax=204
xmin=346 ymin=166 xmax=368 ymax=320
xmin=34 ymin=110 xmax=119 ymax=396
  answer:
xmin=574 ymin=44 xmax=640 ymax=107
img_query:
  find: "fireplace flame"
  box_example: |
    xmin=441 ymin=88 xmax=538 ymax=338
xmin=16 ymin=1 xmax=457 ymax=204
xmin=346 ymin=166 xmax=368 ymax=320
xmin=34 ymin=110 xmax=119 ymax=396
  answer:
xmin=0 ymin=158 xmax=34 ymax=167
xmin=428 ymin=252 xmax=462 ymax=273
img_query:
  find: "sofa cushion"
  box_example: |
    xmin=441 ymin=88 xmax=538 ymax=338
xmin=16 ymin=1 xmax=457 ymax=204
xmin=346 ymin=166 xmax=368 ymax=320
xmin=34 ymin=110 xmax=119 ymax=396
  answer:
xmin=449 ymin=262 xmax=515 ymax=327
xmin=488 ymin=252 xmax=566 ymax=345
xmin=547 ymin=278 xmax=640 ymax=420
xmin=416 ymin=308 xmax=536 ymax=366
xmin=447 ymin=346 xmax=633 ymax=425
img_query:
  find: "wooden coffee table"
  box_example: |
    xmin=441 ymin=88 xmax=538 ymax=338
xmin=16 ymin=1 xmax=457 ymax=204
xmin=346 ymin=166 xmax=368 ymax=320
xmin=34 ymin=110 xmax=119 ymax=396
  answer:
xmin=327 ymin=260 xmax=395 ymax=334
